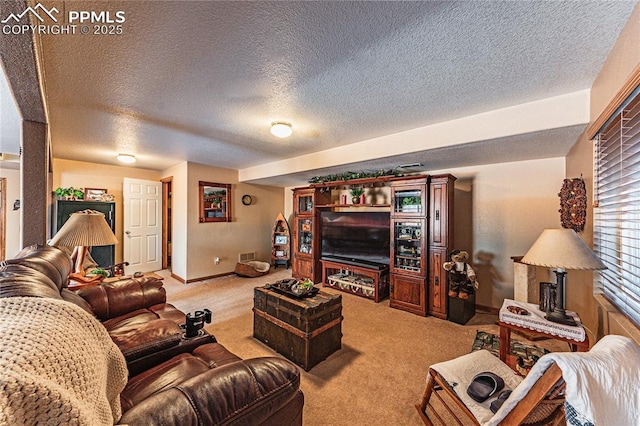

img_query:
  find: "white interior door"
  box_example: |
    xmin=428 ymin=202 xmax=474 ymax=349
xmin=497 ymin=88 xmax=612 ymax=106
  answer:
xmin=123 ymin=178 xmax=162 ymax=274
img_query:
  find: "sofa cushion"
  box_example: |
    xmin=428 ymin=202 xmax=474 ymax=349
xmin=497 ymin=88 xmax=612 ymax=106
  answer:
xmin=119 ymin=344 xmax=302 ymax=425
xmin=120 ymin=343 xmax=242 ymax=411
xmin=120 ymin=353 xmax=213 ymax=411
xmin=148 ymin=303 xmax=187 ymax=325
xmin=10 ymin=245 xmax=73 ymax=289
xmin=75 ymin=278 xmax=172 ymax=321
xmin=109 ymin=318 xmax=183 ymax=361
xmin=0 ymin=264 xmax=61 ymax=299
xmin=60 ymin=288 xmax=94 ymax=314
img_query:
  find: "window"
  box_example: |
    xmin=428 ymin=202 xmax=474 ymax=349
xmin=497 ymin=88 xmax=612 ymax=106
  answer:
xmin=593 ymin=89 xmax=640 ymax=328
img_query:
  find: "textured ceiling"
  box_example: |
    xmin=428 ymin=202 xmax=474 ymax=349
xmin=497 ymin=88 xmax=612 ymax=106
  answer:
xmin=9 ymin=1 xmax=639 ymax=184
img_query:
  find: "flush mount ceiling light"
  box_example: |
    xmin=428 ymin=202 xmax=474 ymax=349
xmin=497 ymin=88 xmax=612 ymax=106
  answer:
xmin=117 ymin=154 xmax=136 ymax=164
xmin=270 ymin=121 xmax=293 ymax=138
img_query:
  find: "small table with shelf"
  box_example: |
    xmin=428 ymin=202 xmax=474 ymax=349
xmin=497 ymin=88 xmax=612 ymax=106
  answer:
xmin=498 ymin=299 xmax=589 ymax=368
xmin=320 ymin=259 xmax=389 ymax=302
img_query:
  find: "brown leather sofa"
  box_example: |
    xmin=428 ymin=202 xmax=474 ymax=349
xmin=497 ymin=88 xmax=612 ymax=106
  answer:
xmin=74 ymin=275 xmax=216 ymax=375
xmin=0 ymin=245 xmax=304 ymax=425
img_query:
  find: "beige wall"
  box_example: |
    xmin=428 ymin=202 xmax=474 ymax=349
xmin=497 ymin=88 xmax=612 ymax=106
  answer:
xmin=52 ymin=159 xmax=162 ymax=263
xmin=431 ymin=158 xmax=565 ymax=309
xmin=1 ymin=168 xmax=21 ymax=258
xmin=52 ymin=159 xmax=285 ymax=282
xmin=181 ymin=162 xmax=284 ymax=281
xmin=565 ymin=3 xmax=640 ymax=345
xmin=564 ymin=130 xmax=598 ymax=340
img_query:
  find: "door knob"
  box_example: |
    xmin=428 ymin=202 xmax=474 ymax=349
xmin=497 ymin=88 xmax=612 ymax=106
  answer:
xmin=125 ymin=231 xmax=131 ymax=235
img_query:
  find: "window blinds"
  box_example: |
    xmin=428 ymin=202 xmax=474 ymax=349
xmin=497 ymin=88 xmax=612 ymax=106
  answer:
xmin=594 ymin=92 xmax=640 ymax=328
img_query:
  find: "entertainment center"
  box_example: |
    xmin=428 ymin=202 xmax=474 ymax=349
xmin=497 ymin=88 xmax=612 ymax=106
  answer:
xmin=291 ymin=174 xmax=455 ymax=317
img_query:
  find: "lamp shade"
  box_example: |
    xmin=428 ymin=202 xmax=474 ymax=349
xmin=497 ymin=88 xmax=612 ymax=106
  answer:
xmin=520 ymin=229 xmax=605 ymax=270
xmin=49 ymin=210 xmax=118 ymax=247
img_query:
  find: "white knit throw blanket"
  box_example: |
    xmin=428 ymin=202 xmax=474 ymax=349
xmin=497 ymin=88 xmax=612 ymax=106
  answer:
xmin=0 ymin=297 xmax=128 ymax=425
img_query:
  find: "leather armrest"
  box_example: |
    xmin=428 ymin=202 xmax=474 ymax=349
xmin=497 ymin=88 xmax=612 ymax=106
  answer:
xmin=75 ymin=277 xmax=168 ymax=320
xmin=119 ymin=357 xmax=301 ymax=425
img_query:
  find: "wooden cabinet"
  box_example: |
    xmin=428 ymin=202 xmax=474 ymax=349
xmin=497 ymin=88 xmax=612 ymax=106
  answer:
xmin=54 ymin=200 xmax=116 ymax=268
xmin=291 ymin=188 xmax=330 ymax=282
xmin=291 ymin=174 xmax=455 ymax=318
xmin=389 ymin=178 xmax=429 ymax=316
xmin=427 ymin=174 xmax=456 ymax=318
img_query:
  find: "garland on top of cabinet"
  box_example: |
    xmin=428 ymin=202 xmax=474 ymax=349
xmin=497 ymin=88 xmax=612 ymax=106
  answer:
xmin=308 ymin=169 xmax=403 ymax=185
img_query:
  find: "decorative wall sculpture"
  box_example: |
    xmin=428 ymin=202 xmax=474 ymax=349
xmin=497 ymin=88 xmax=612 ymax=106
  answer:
xmin=559 ymin=178 xmax=587 ymax=232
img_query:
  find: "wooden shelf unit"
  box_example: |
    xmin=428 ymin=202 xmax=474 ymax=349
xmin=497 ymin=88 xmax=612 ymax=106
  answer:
xmin=271 ymin=212 xmax=291 ymax=269
xmin=320 ymin=259 xmax=389 ymax=303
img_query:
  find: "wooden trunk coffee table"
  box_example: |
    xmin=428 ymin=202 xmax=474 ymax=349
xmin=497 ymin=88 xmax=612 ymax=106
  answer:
xmin=253 ymin=285 xmax=342 ymax=371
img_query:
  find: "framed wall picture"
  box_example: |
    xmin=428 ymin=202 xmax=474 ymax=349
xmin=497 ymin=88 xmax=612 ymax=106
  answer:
xmin=275 ymin=235 xmax=288 ymax=245
xmin=85 ymin=188 xmax=108 ymax=201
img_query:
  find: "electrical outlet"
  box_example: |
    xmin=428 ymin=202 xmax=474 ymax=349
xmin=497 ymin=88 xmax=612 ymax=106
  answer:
xmin=214 ymin=257 xmax=220 ymax=265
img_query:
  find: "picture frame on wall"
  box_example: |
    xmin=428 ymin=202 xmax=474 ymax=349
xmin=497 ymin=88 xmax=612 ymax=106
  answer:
xmin=85 ymin=188 xmax=108 ymax=201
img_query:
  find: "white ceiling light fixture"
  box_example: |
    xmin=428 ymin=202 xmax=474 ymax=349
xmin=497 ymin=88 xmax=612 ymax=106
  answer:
xmin=117 ymin=154 xmax=136 ymax=164
xmin=270 ymin=121 xmax=293 ymax=138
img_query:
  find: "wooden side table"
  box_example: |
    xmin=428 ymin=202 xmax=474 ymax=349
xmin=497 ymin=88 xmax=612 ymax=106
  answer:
xmin=498 ymin=321 xmax=589 ymax=366
xmin=68 ymin=275 xmax=104 ymax=290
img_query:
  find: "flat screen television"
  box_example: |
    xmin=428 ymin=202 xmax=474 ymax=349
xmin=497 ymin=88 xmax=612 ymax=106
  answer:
xmin=320 ymin=211 xmax=390 ymax=267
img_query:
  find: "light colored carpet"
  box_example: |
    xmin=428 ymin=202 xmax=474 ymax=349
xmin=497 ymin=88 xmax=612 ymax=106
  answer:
xmin=159 ymin=268 xmax=567 ymax=426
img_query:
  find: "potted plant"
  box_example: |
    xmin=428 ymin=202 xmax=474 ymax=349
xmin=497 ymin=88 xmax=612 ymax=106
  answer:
xmin=350 ymin=186 xmax=365 ymax=204
xmin=54 ymin=187 xmax=84 ymax=200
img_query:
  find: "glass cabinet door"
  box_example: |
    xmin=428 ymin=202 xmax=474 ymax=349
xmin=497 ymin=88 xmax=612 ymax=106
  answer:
xmin=392 ymin=219 xmax=425 ymax=275
xmin=296 ymin=194 xmax=314 ymax=214
xmin=391 ymin=184 xmax=426 ymax=216
xmin=298 ymin=218 xmax=313 ymax=255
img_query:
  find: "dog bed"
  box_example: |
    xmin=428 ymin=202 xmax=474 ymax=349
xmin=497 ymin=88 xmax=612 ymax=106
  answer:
xmin=234 ymin=261 xmax=271 ymax=277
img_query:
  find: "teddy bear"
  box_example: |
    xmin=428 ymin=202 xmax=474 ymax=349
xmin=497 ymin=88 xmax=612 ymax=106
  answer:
xmin=443 ymin=249 xmax=478 ymax=299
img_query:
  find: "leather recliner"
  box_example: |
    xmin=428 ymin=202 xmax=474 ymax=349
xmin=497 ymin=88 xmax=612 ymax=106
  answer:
xmin=0 ymin=245 xmax=304 ymax=425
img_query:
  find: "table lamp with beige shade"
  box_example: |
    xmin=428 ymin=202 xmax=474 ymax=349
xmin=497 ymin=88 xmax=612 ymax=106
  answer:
xmin=521 ymin=228 xmax=606 ymax=326
xmin=49 ymin=209 xmax=118 ymax=282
